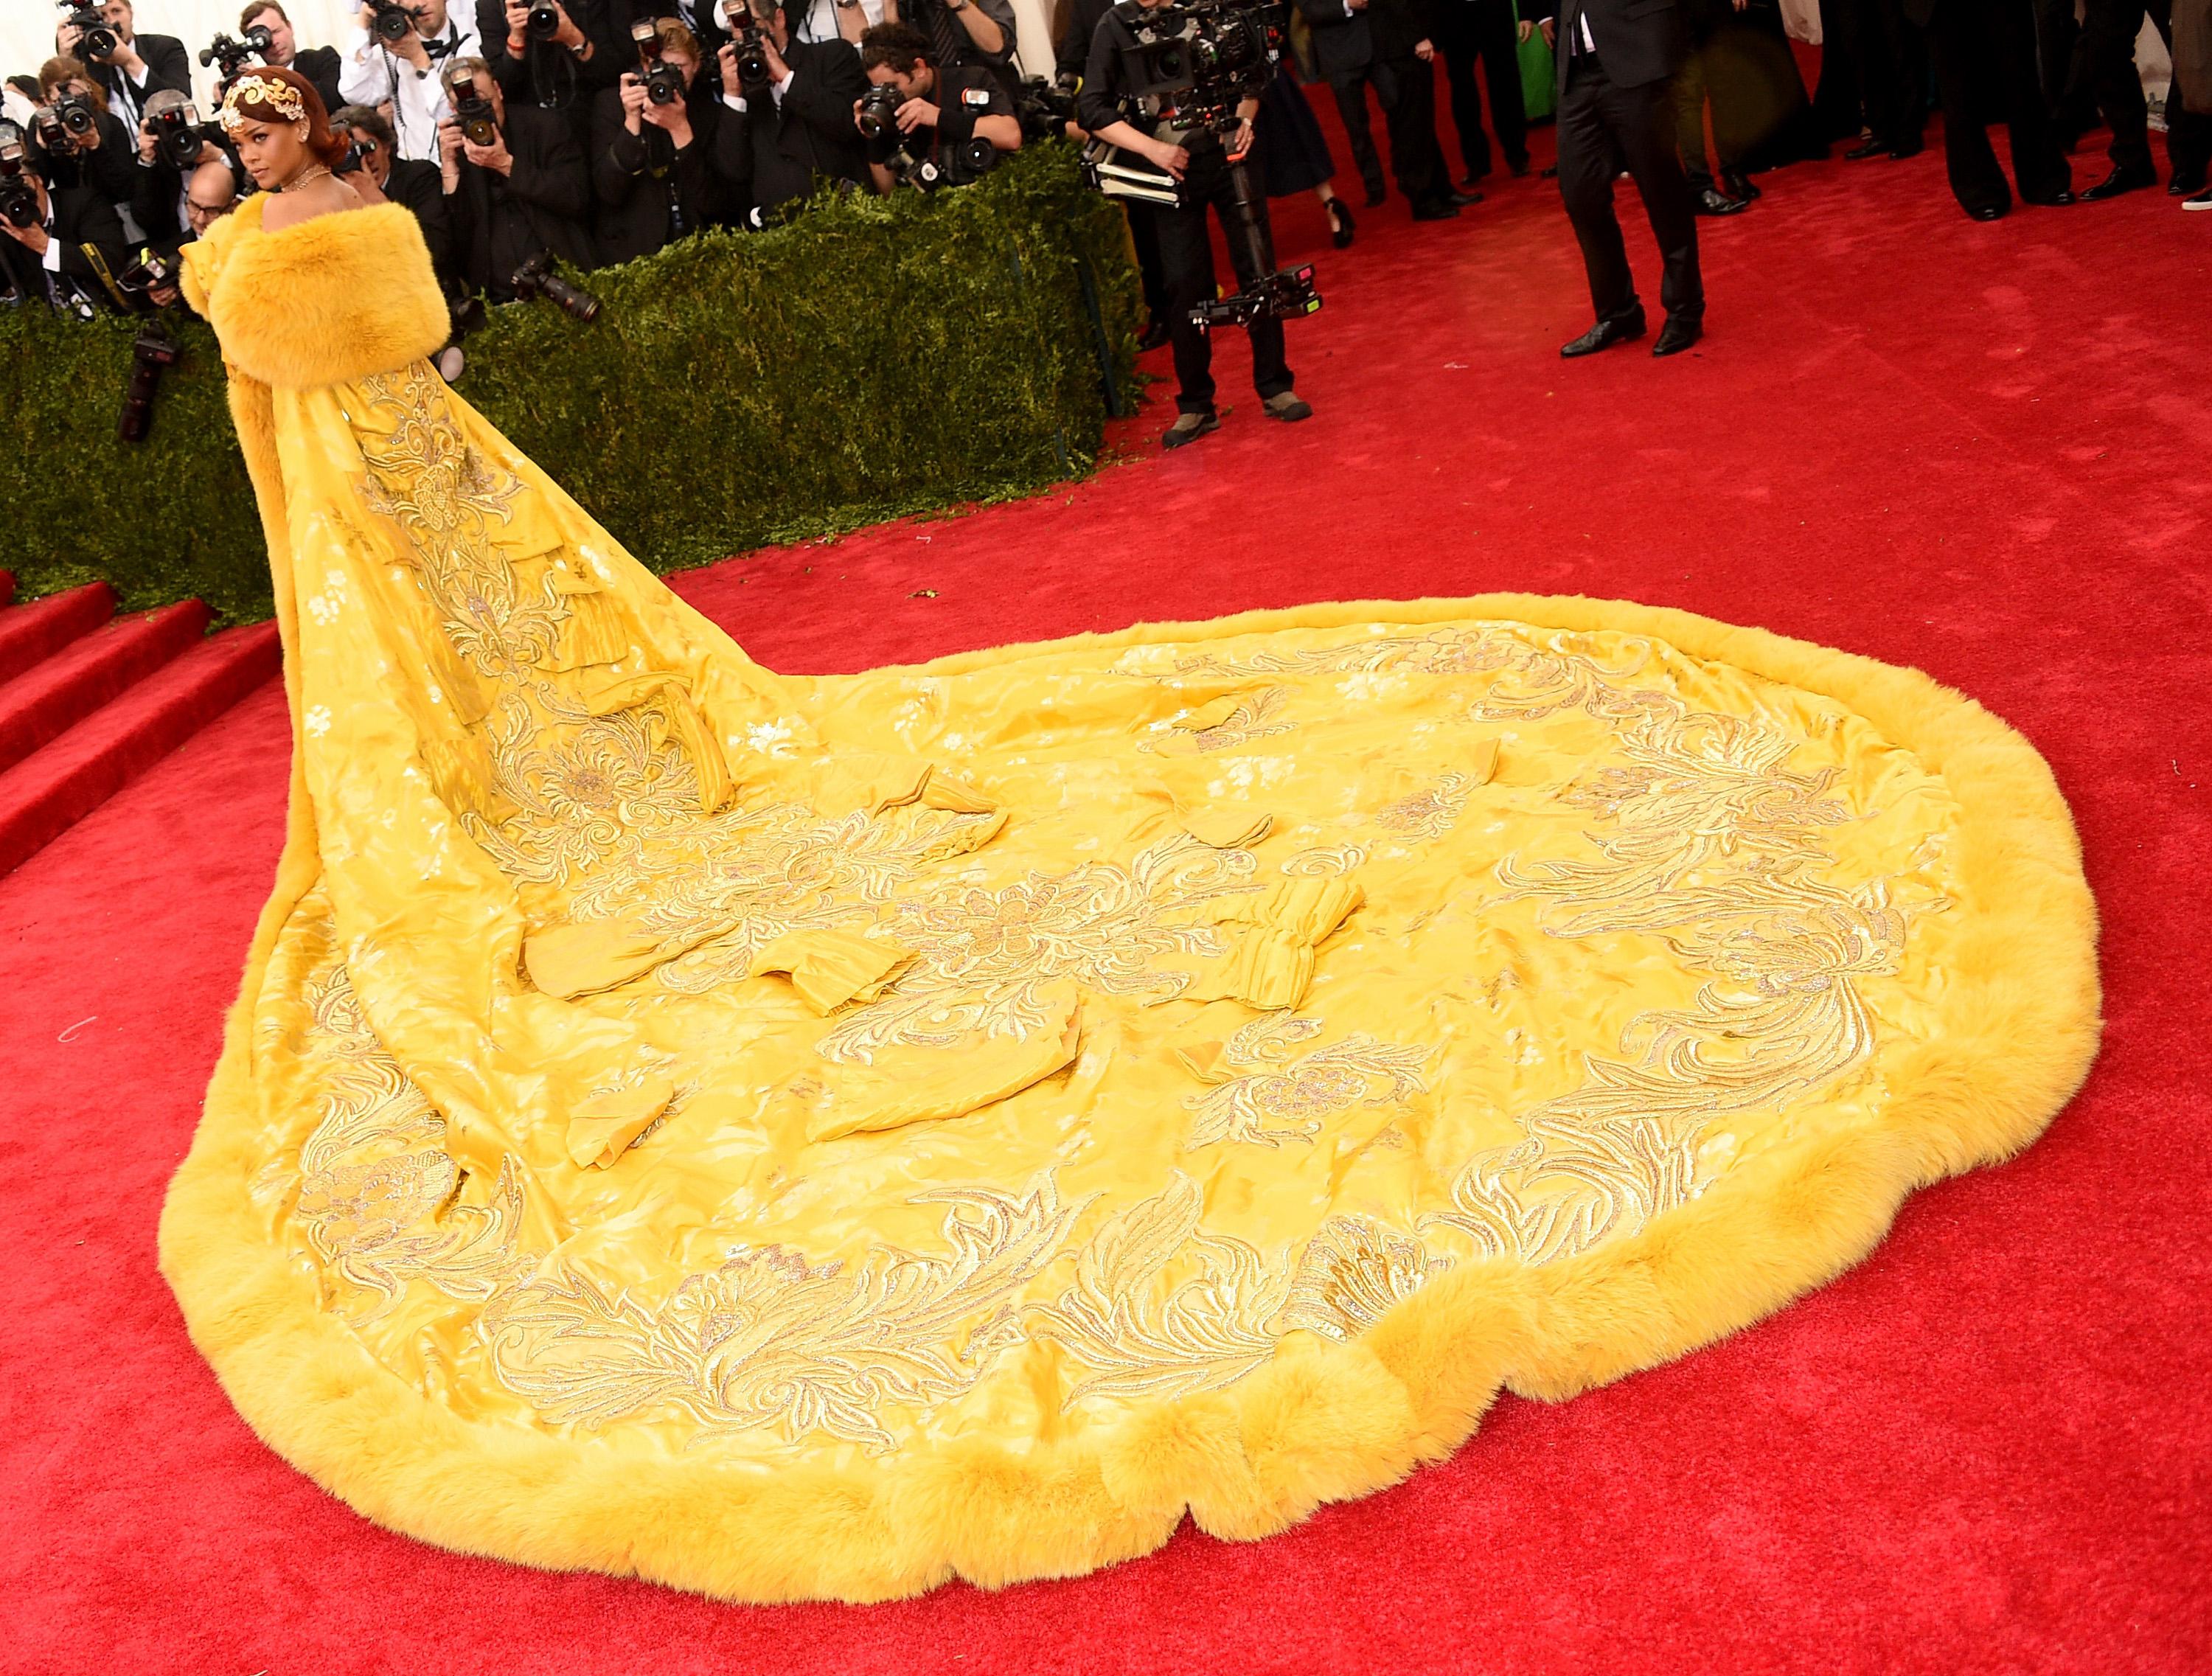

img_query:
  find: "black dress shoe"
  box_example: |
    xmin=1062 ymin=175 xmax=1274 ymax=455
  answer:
xmin=1652 ymin=315 xmax=1702 ymax=356
xmin=1560 ymin=310 xmax=1646 ymax=357
xmin=1540 ymin=163 xmax=1559 ymax=179
xmin=1845 ymin=138 xmax=1887 ymax=159
xmin=1363 ymin=183 xmax=1388 ymax=208
xmin=1720 ymin=169 xmax=1761 ymax=201
xmin=1138 ymin=320 xmax=1172 ymax=351
xmin=1460 ymin=167 xmax=1490 ymax=187
xmin=1447 ymin=189 xmax=1484 ymax=206
xmin=1411 ymin=200 xmax=1463 ymax=220
xmin=2171 ymin=173 xmax=2209 ymax=195
xmin=2081 ymin=163 xmax=2157 ymax=200
xmin=2022 ymin=189 xmax=2075 ymax=206
xmin=1966 ymin=203 xmax=2008 ymax=220
xmin=1888 ymin=140 xmax=1923 ymax=159
xmin=1508 ymin=155 xmax=1531 ymax=178
xmin=1695 ymin=186 xmax=1750 ymax=216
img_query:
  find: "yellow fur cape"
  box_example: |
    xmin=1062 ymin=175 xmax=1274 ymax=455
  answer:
xmin=159 ymin=576 xmax=2101 ymax=1600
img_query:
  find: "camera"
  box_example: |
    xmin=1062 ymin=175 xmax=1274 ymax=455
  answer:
xmin=0 ymin=125 xmax=40 ymax=229
xmin=510 ymin=249 xmax=602 ymax=320
xmin=199 ymin=27 xmax=272 ymax=81
xmin=444 ymin=64 xmax=499 ymax=145
xmin=333 ymin=129 xmax=374 ymax=174
xmin=119 ymin=323 xmax=182 ymax=443
xmin=147 ymin=99 xmax=211 ymax=170
xmin=855 ymin=80 xmax=902 ymax=140
xmin=721 ymin=0 xmax=773 ymax=94
xmin=60 ymin=4 xmax=121 ymax=64
xmin=526 ymin=1 xmax=562 ymax=38
xmin=30 ymin=109 xmax=74 ymax=158
xmin=630 ymin=21 xmax=687 ymax=105
xmin=367 ymin=0 xmax=419 ymax=44
xmin=1012 ymin=73 xmax=1080 ymax=145
xmin=1113 ymin=0 xmax=1275 ymax=131
xmin=55 ymin=91 xmax=99 ymax=138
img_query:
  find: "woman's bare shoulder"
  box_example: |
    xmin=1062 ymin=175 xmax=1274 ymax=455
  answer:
xmin=258 ymin=176 xmax=368 ymax=234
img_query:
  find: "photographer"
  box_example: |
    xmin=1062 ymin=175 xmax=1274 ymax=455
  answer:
xmin=333 ymin=103 xmax=459 ymax=288
xmin=55 ymin=2 xmax=190 ymax=131
xmin=437 ymin=54 xmax=598 ymax=297
xmin=1077 ymin=0 xmax=1313 ymax=447
xmin=240 ymin=4 xmax=347 ymax=117
xmin=339 ymin=0 xmax=484 ymax=161
xmin=477 ymin=0 xmax=626 ymax=111
xmin=129 ymin=88 xmax=236 ymax=251
xmin=591 ymin=19 xmax=723 ymax=261
xmin=879 ymin=0 xmax=1018 ymax=86
xmin=0 ymin=119 xmax=131 ymax=313
xmin=856 ymin=21 xmax=1018 ymax=192
xmin=32 ymin=57 xmax=139 ymax=210
xmin=709 ymin=0 xmax=869 ymax=222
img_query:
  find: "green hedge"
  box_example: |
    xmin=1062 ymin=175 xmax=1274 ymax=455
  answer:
xmin=0 ymin=145 xmax=1141 ymax=625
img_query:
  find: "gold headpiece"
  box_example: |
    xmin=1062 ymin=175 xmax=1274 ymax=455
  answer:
xmin=218 ymin=74 xmax=307 ymax=135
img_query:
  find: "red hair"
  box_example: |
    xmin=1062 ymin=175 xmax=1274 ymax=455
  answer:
xmin=223 ymin=64 xmax=347 ymax=166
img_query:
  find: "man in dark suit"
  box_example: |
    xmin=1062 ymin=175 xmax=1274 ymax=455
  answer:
xmin=1906 ymin=0 xmax=2070 ymax=218
xmin=1292 ymin=0 xmax=1390 ymax=204
xmin=2075 ymin=0 xmax=2212 ymax=198
xmin=1366 ymin=0 xmax=1468 ymax=216
xmin=1435 ymin=0 xmax=1531 ymax=181
xmin=476 ymin=0 xmax=627 ymax=122
xmin=708 ymin=1 xmax=869 ymax=224
xmin=591 ymin=21 xmax=723 ymax=262
xmin=56 ymin=1 xmax=190 ymax=132
xmin=437 ymin=58 xmax=599 ymax=299
xmin=0 ymin=153 xmax=131 ymax=313
xmin=1533 ymin=0 xmax=1704 ymax=355
xmin=243 ymin=4 xmax=346 ymax=117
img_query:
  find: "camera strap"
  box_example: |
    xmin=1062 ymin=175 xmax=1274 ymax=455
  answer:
xmin=79 ymin=241 xmax=133 ymax=313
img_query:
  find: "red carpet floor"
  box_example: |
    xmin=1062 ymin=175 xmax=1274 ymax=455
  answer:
xmin=4 ymin=91 xmax=2208 ymax=1675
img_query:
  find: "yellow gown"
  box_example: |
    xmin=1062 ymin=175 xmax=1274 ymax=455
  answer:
xmin=160 ymin=194 xmax=2100 ymax=1602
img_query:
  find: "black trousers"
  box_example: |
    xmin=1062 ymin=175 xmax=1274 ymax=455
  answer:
xmin=1124 ymin=201 xmax=1169 ymax=331
xmin=2032 ymin=0 xmax=2101 ymax=138
xmin=1557 ymin=54 xmax=1704 ymax=324
xmin=1926 ymin=0 xmax=2071 ymax=212
xmin=1673 ymin=42 xmax=1735 ymax=184
xmin=1147 ymin=147 xmax=1295 ymax=414
xmin=1848 ymin=0 xmax=1930 ymax=149
xmin=1326 ymin=66 xmax=1391 ymax=198
xmin=1371 ymin=52 xmax=1455 ymax=206
xmin=2081 ymin=0 xmax=2212 ymax=177
xmin=1437 ymin=0 xmax=1531 ymax=176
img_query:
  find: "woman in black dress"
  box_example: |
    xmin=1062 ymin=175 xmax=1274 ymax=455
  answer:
xmin=1253 ymin=58 xmax=1357 ymax=246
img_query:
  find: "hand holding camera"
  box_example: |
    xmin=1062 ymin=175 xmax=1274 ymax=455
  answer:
xmin=362 ymin=1 xmax=430 ymax=68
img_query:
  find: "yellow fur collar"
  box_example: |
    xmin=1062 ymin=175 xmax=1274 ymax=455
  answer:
xmin=187 ymin=198 xmax=448 ymax=390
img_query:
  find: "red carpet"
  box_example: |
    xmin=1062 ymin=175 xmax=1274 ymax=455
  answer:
xmin=4 ymin=88 xmax=2208 ymax=1672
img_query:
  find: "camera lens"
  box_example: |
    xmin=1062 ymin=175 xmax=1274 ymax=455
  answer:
xmin=527 ymin=4 xmax=560 ymax=38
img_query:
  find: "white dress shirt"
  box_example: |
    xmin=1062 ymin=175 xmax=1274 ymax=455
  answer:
xmin=337 ymin=14 xmax=484 ymax=164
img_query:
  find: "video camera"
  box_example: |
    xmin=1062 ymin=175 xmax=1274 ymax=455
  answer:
xmin=631 ymin=20 xmax=687 ymax=105
xmin=366 ymin=0 xmax=420 ymax=44
xmin=199 ymin=26 xmax=274 ymax=83
xmin=1011 ymin=73 xmax=1079 ymax=146
xmin=59 ymin=4 xmax=121 ymax=64
xmin=0 ymin=124 xmax=41 ymax=229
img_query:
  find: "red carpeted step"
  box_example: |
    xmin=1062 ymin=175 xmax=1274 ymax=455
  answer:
xmin=0 ymin=619 xmax=280 ymax=878
xmin=0 ymin=579 xmax=116 ymax=688
xmin=0 ymin=599 xmax=214 ymax=776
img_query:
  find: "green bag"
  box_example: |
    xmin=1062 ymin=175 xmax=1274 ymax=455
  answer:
xmin=1515 ymin=3 xmax=1557 ymax=120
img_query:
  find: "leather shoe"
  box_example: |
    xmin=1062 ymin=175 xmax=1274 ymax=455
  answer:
xmin=2081 ymin=163 xmax=2157 ymax=200
xmin=2021 ymin=189 xmax=2075 ymax=206
xmin=1966 ymin=203 xmax=2008 ymax=220
xmin=1651 ymin=315 xmax=1702 ymax=357
xmin=1845 ymin=138 xmax=1887 ymax=159
xmin=1560 ymin=310 xmax=1646 ymax=357
xmin=1411 ymin=200 xmax=1462 ymax=220
xmin=1447 ymin=189 xmax=1484 ymax=206
xmin=1508 ymin=155 xmax=1531 ymax=178
xmin=1363 ymin=184 xmax=1387 ymax=208
xmin=2171 ymin=173 xmax=2208 ymax=195
xmin=1720 ymin=168 xmax=1761 ymax=201
xmin=1888 ymin=140 xmax=1923 ymax=159
xmin=1460 ymin=167 xmax=1490 ymax=187
xmin=1694 ymin=186 xmax=1749 ymax=215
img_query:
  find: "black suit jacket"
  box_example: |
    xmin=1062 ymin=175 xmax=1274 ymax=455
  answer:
xmin=590 ymin=87 xmax=723 ymax=263
xmin=1292 ymin=0 xmax=1377 ymax=78
xmin=92 ymin=33 xmax=193 ymax=114
xmin=447 ymin=102 xmax=599 ymax=295
xmin=708 ymin=38 xmax=868 ymax=218
xmin=1540 ymin=0 xmax=1686 ymax=90
xmin=292 ymin=44 xmax=346 ymax=119
xmin=0 ymin=184 xmax=131 ymax=311
xmin=476 ymin=0 xmax=630 ymax=110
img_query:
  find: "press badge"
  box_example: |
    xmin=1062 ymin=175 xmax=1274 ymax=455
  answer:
xmin=961 ymin=88 xmax=992 ymax=106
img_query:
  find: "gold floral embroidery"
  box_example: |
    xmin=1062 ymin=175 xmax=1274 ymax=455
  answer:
xmin=483 ymin=1179 xmax=1079 ymax=1451
xmin=1137 ymin=686 xmax=1296 ymax=755
xmin=1374 ymin=771 xmax=1474 ymax=843
xmin=1184 ymin=1016 xmax=1427 ymax=1149
xmin=1276 ymin=1214 xmax=1452 ymax=1341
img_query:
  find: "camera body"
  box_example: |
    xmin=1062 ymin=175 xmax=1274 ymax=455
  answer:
xmin=55 ymin=91 xmax=100 ymax=138
xmin=119 ymin=323 xmax=182 ymax=442
xmin=855 ymin=80 xmax=902 ymax=140
xmin=60 ymin=4 xmax=121 ymax=63
xmin=630 ymin=19 xmax=689 ymax=105
xmin=509 ymin=248 xmax=602 ymax=320
xmin=147 ymin=99 xmax=212 ymax=170
xmin=526 ymin=2 xmax=562 ymax=38
xmin=1113 ymin=0 xmax=1274 ymax=131
xmin=199 ymin=27 xmax=272 ymax=81
xmin=442 ymin=62 xmax=500 ymax=145
xmin=0 ymin=125 xmax=41 ymax=229
xmin=1012 ymin=74 xmax=1079 ymax=145
xmin=367 ymin=0 xmax=418 ymax=44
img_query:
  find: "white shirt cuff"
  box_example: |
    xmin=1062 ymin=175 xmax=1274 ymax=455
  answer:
xmin=43 ymin=237 xmax=63 ymax=273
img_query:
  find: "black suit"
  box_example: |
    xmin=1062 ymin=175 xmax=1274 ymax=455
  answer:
xmin=446 ymin=103 xmax=599 ymax=299
xmin=591 ymin=88 xmax=723 ymax=263
xmin=0 ymin=185 xmax=130 ymax=313
xmin=1539 ymin=0 xmax=1702 ymax=326
xmin=1292 ymin=0 xmax=1388 ymax=200
xmin=89 ymin=34 xmax=192 ymax=129
xmin=1434 ymin=0 xmax=1528 ymax=178
xmin=290 ymin=45 xmax=347 ymax=119
xmin=1904 ymin=0 xmax=2068 ymax=214
xmin=476 ymin=0 xmax=629 ymax=117
xmin=707 ymin=38 xmax=869 ymax=222
xmin=1366 ymin=0 xmax=1455 ymax=209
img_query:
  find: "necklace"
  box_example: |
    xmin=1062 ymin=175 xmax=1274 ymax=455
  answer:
xmin=278 ymin=163 xmax=332 ymax=193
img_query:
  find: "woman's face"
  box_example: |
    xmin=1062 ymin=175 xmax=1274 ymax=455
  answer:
xmin=232 ymin=114 xmax=307 ymax=189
